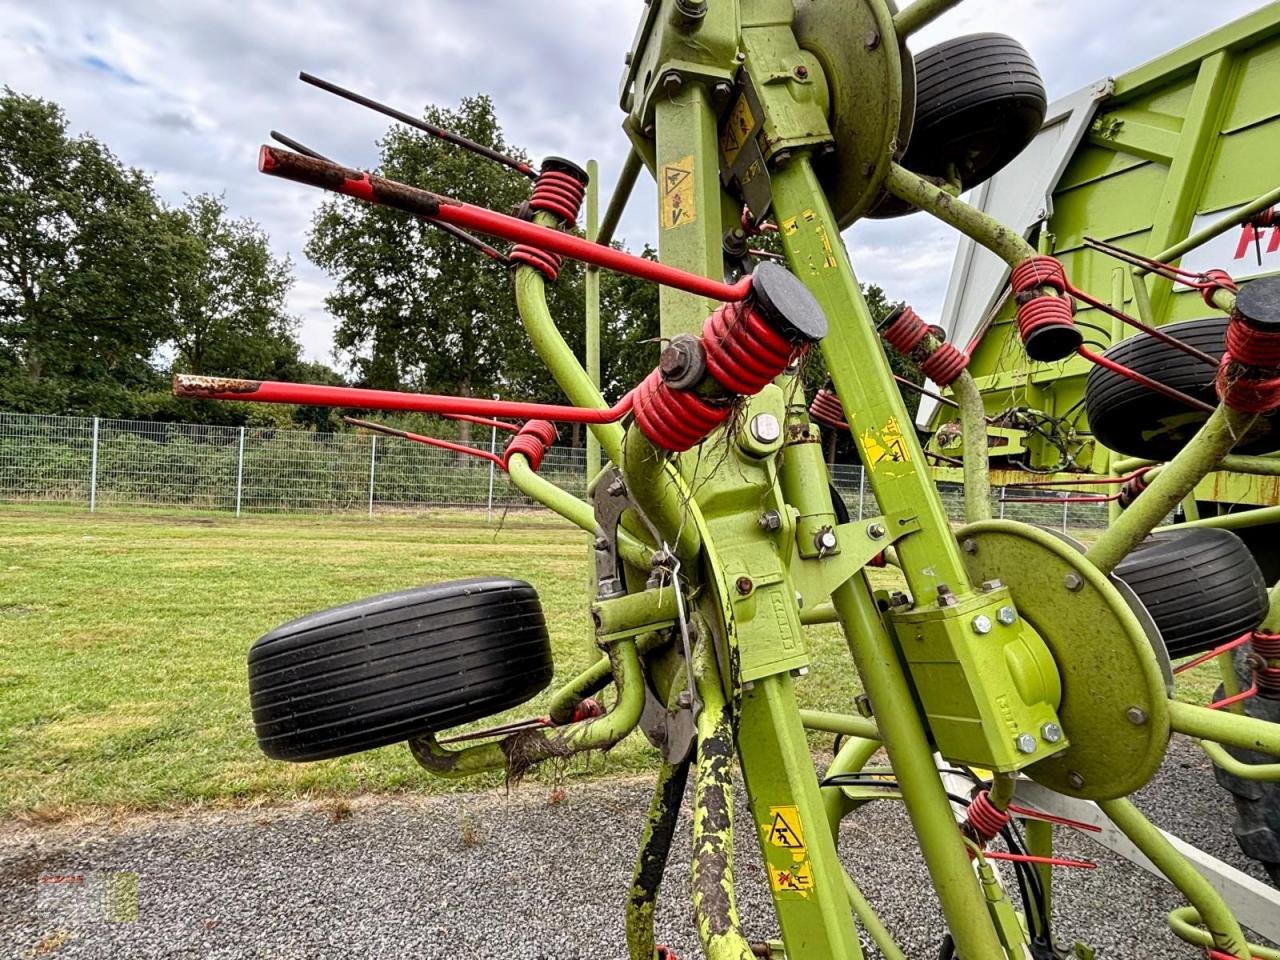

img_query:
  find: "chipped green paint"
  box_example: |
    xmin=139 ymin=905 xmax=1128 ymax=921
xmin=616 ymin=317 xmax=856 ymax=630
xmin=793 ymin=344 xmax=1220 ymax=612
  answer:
xmin=627 ymin=758 xmax=691 ymax=960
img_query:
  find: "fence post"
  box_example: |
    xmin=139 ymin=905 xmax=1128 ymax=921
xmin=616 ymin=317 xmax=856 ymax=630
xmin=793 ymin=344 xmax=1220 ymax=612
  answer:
xmin=999 ymin=486 xmax=1006 ymax=520
xmin=857 ymin=465 xmax=866 ymax=521
xmin=367 ymin=436 xmax=377 ymax=519
xmin=89 ymin=416 xmax=100 ymax=513
xmin=1062 ymin=494 xmax=1069 ymax=533
xmin=486 ymin=411 xmax=498 ymax=523
xmin=235 ymin=426 xmax=246 ymax=518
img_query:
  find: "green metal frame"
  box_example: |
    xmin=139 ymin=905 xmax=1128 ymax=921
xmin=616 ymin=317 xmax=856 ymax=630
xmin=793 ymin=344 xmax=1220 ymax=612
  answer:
xmin=402 ymin=4 xmax=1280 ymax=958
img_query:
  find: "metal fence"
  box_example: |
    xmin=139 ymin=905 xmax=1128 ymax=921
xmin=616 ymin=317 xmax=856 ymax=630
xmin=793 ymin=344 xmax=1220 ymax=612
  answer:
xmin=0 ymin=412 xmax=1110 ymax=528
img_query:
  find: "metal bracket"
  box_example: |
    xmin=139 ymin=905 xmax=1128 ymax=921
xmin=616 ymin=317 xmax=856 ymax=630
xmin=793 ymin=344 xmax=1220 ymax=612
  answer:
xmin=795 ymin=511 xmax=921 ymax=598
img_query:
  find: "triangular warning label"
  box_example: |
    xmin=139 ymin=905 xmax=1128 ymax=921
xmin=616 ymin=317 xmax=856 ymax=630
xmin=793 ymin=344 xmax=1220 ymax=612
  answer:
xmin=766 ymin=807 xmax=805 ymax=850
xmin=664 ymin=167 xmax=691 ymax=193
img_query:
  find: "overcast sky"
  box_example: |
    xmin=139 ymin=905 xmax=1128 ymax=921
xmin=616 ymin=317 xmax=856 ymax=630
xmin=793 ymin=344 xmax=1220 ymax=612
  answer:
xmin=2 ymin=1 xmax=1265 ymax=365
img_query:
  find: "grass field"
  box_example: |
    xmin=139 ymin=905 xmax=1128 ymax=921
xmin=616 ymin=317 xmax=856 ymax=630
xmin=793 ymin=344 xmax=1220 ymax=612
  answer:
xmin=0 ymin=508 xmax=1223 ymax=822
xmin=0 ymin=509 xmax=871 ymax=821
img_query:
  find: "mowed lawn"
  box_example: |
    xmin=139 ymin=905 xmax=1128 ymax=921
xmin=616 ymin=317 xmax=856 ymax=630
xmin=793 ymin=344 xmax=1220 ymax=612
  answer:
xmin=0 ymin=509 xmax=864 ymax=820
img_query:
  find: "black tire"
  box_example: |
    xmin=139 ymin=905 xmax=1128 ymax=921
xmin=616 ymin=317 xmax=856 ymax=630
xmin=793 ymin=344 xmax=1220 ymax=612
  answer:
xmin=870 ymin=33 xmax=1047 ymax=218
xmin=1085 ymin=317 xmax=1280 ymax=461
xmin=248 ymin=578 xmax=553 ymax=762
xmin=1113 ymin=528 xmax=1268 ymax=660
xmin=1211 ymin=661 xmax=1280 ymax=888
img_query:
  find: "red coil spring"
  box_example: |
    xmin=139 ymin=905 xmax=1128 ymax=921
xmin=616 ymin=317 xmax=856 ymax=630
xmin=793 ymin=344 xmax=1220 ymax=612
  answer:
xmin=509 ymin=244 xmax=563 ymax=282
xmin=1118 ymin=468 xmax=1151 ymax=509
xmin=963 ymin=790 xmax=1010 ymax=845
xmin=701 ymin=300 xmax=800 ymax=395
xmin=503 ymin=420 xmax=558 ymax=471
xmin=530 ymin=169 xmax=586 ymax=225
xmin=920 ymin=343 xmax=967 ymax=387
xmin=508 ymin=164 xmax=587 ymax=281
xmin=568 ymin=697 xmax=605 ymax=723
xmin=1252 ymin=631 xmax=1280 ymax=700
xmin=1251 ymin=206 xmax=1278 ymax=229
xmin=882 ymin=306 xmax=929 ymax=354
xmin=881 ymin=306 xmax=966 ymax=386
xmin=1216 ymin=308 xmax=1280 ymax=413
xmin=1201 ymin=268 xmax=1240 ymax=309
xmin=809 ymin=387 xmax=849 ymax=431
xmin=632 ymin=368 xmax=733 ymax=452
xmin=1011 ymin=256 xmax=1077 ymax=356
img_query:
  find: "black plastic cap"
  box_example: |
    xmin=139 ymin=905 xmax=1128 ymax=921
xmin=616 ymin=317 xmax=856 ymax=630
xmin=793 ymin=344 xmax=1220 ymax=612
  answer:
xmin=750 ymin=262 xmax=828 ymax=344
xmin=1234 ymin=276 xmax=1280 ymax=332
xmin=540 ymin=156 xmax=589 ymax=185
xmin=1023 ymin=323 xmax=1083 ymax=363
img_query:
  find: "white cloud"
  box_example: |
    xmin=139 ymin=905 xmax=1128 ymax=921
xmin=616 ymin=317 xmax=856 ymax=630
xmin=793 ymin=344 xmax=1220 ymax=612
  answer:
xmin=0 ymin=0 xmax=1263 ymax=363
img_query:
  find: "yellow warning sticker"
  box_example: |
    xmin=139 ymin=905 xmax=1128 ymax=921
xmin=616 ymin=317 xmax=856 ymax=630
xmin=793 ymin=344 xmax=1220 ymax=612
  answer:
xmin=778 ymin=210 xmax=837 ymax=268
xmin=720 ymin=95 xmax=756 ymax=166
xmin=861 ymin=416 xmax=912 ymax=466
xmin=765 ymin=805 xmax=806 ymax=852
xmin=661 ymin=156 xmax=696 ymax=230
xmin=769 ymin=860 xmax=814 ymax=894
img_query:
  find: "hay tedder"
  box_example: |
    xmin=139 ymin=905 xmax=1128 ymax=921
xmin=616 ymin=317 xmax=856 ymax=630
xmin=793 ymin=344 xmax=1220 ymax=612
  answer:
xmin=174 ymin=1 xmax=1280 ymax=956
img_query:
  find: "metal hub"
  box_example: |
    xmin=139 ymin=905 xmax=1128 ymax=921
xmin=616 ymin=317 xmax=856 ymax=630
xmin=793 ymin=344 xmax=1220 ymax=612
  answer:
xmin=791 ymin=0 xmax=914 ymax=227
xmin=956 ymin=520 xmax=1171 ymax=801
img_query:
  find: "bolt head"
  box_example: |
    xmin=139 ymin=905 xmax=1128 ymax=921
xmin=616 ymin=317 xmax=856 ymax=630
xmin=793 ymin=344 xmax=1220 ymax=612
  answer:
xmin=608 ymin=478 xmax=626 ymax=497
xmin=1067 ymin=771 xmax=1086 ymax=790
xmin=675 ymin=691 xmax=693 ymax=709
xmin=996 ymin=606 xmax=1017 ymax=626
xmin=855 ymin=694 xmax=874 ymax=718
xmin=980 ymin=578 xmax=1004 ymax=592
xmin=1040 ymin=722 xmax=1063 ymax=743
xmin=793 ymin=65 xmax=809 ymax=79
xmin=866 ymin=522 xmax=886 ymax=540
xmin=735 ymin=576 xmax=754 ymax=596
xmin=758 ymin=510 xmax=782 ymax=532
xmin=663 ymin=72 xmax=683 ymax=94
xmin=815 ymin=528 xmax=838 ymax=552
xmin=971 ymin=615 xmax=993 ymax=635
xmin=1063 ymin=572 xmax=1084 ymax=592
xmin=1125 ymin=706 xmax=1148 ymax=725
xmin=1015 ymin=733 xmax=1038 ymax=755
xmin=962 ymin=539 xmax=978 ymax=555
xmin=750 ymin=413 xmax=781 ymax=444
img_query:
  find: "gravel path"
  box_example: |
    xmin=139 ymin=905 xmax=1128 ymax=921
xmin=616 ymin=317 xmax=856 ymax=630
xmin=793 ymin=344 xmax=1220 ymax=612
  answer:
xmin=1 ymin=736 xmax=1274 ymax=959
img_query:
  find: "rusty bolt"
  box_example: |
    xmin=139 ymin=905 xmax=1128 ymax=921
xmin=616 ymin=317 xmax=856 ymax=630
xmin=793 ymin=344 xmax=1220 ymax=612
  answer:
xmin=889 ymin=591 xmax=911 ymax=608
xmin=736 ymin=576 xmax=754 ymax=596
xmin=659 ymin=334 xmax=705 ymax=389
xmin=855 ymin=694 xmax=874 ymax=718
xmin=712 ymin=81 xmax=733 ymax=102
xmin=663 ymin=72 xmax=684 ymax=95
xmin=794 ymin=65 xmax=809 ymax=80
xmin=866 ymin=521 xmax=886 ymax=540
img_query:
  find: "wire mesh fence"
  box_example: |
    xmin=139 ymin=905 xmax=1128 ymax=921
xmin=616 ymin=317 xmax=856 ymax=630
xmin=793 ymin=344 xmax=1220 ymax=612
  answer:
xmin=0 ymin=411 xmax=1111 ymax=528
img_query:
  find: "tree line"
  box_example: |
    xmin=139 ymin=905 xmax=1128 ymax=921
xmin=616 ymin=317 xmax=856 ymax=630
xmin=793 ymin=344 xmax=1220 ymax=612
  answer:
xmin=1 ymin=87 xmax=912 ymax=446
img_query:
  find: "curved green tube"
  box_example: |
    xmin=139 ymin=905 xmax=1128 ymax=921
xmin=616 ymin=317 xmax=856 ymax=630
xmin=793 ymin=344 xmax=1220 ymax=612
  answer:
xmin=620 ymin=428 xmax=703 ymax=565
xmin=506 ymin=453 xmax=651 ymax=569
xmin=1168 ymin=700 xmax=1280 ymax=756
xmin=547 ymin=630 xmax=670 ymax=726
xmin=798 ymin=709 xmax=881 ymax=742
xmin=1196 ymin=738 xmax=1280 ymax=782
xmin=408 ymin=638 xmax=646 ymax=780
xmin=1099 ymin=797 xmax=1249 ymax=959
xmin=513 ymin=222 xmax=624 ymax=464
xmin=821 ymin=735 xmax=883 ymax=835
xmin=950 ymin=369 xmax=992 ymax=523
xmin=843 ymin=869 xmax=908 ymax=960
xmin=1168 ymin=906 xmax=1280 ymax=960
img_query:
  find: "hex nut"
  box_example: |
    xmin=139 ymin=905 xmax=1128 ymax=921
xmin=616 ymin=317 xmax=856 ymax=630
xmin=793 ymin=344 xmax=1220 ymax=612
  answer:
xmin=866 ymin=522 xmax=886 ymax=540
xmin=1125 ymin=706 xmax=1148 ymax=725
xmin=1015 ymin=733 xmax=1038 ymax=754
xmin=996 ymin=606 xmax=1017 ymax=626
xmin=1063 ymin=572 xmax=1084 ymax=592
xmin=1040 ymin=722 xmax=1063 ymax=743
xmin=971 ymin=615 xmax=993 ymax=635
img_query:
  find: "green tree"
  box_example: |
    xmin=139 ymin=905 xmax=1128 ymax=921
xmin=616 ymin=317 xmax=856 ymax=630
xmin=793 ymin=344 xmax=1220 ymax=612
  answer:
xmin=166 ymin=193 xmax=298 ymax=379
xmin=0 ymin=89 xmax=180 ymax=415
